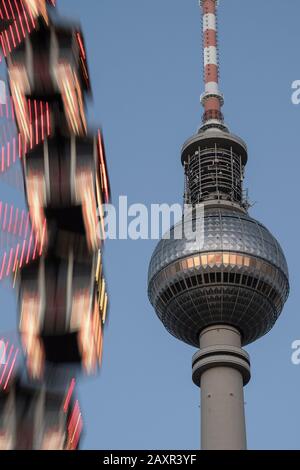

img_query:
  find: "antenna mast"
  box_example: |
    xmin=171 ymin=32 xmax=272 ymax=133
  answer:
xmin=199 ymin=0 xmax=227 ymax=131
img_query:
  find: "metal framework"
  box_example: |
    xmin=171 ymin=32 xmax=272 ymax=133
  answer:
xmin=184 ymin=146 xmax=244 ymax=205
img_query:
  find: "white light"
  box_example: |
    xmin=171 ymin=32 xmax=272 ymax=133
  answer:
xmin=0 ymin=340 xmax=6 ymax=365
xmin=0 ymin=81 xmax=6 ymax=105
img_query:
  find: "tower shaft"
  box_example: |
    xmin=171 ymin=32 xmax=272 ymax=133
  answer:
xmin=192 ymin=326 xmax=250 ymax=449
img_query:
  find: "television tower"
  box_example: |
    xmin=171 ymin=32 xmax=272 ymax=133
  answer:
xmin=148 ymin=0 xmax=289 ymax=450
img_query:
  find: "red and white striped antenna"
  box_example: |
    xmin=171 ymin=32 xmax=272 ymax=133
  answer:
xmin=199 ymin=0 xmax=228 ymax=132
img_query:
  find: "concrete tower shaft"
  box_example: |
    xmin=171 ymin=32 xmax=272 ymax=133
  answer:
xmin=192 ymin=326 xmax=250 ymax=449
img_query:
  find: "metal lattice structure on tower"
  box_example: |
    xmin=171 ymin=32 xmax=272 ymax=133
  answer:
xmin=148 ymin=0 xmax=289 ymax=450
xmin=0 ymin=0 xmax=110 ymax=449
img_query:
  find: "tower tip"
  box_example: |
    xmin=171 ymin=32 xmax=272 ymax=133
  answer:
xmin=199 ymin=0 xmax=228 ymax=132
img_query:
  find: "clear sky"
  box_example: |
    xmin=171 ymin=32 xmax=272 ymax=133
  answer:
xmin=0 ymin=0 xmax=299 ymax=450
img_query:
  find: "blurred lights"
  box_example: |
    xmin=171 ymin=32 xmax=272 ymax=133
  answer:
xmin=0 ymin=432 xmax=13 ymax=450
xmin=0 ymin=0 xmax=57 ymax=58
xmin=0 ymin=340 xmax=18 ymax=391
xmin=26 ymin=170 xmax=47 ymax=245
xmin=76 ymin=170 xmax=99 ymax=251
xmin=23 ymin=0 xmax=49 ymax=25
xmin=0 ymin=223 xmax=46 ymax=282
xmin=24 ymin=335 xmax=44 ymax=379
xmin=97 ymin=130 xmax=110 ymax=204
xmin=9 ymin=65 xmax=31 ymax=143
xmin=70 ymin=289 xmax=90 ymax=332
xmin=41 ymin=428 xmax=65 ymax=450
xmin=0 ymin=377 xmax=82 ymax=450
xmin=56 ymin=63 xmax=87 ymax=136
xmin=9 ymin=65 xmax=51 ymax=148
xmin=76 ymin=32 xmax=86 ymax=60
xmin=20 ymin=292 xmax=44 ymax=379
xmin=0 ymin=0 xmax=108 ymax=450
xmin=66 ymin=400 xmax=82 ymax=450
xmin=63 ymin=378 xmax=75 ymax=413
xmin=0 ymin=0 xmax=34 ymax=58
xmin=73 ymin=289 xmax=105 ymax=373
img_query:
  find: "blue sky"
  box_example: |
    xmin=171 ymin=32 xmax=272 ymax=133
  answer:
xmin=0 ymin=0 xmax=299 ymax=449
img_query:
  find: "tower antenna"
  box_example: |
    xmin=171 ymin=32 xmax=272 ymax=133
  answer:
xmin=199 ymin=0 xmax=227 ymax=132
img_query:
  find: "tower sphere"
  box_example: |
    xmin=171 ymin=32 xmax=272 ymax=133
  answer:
xmin=148 ymin=202 xmax=289 ymax=347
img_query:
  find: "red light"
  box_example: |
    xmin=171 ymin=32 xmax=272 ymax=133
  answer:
xmin=19 ymin=210 xmax=24 ymax=236
xmin=40 ymin=101 xmax=44 ymax=141
xmin=4 ymin=30 xmax=11 ymax=53
xmin=13 ymin=137 xmax=16 ymax=162
xmin=39 ymin=218 xmax=46 ymax=256
xmin=0 ymin=34 xmax=7 ymax=57
xmin=0 ymin=340 xmax=19 ymax=392
xmin=6 ymin=248 xmax=13 ymax=277
xmin=3 ymin=348 xmax=18 ymax=390
xmin=46 ymin=101 xmax=50 ymax=136
xmin=13 ymin=0 xmax=26 ymax=39
xmin=20 ymin=1 xmax=32 ymax=35
xmin=19 ymin=238 xmax=26 ymax=268
xmin=2 ymin=203 xmax=7 ymax=231
xmin=34 ymin=99 xmax=38 ymax=144
xmin=0 ymin=344 xmax=13 ymax=386
xmin=13 ymin=244 xmax=20 ymax=272
xmin=13 ymin=207 xmax=18 ymax=234
xmin=0 ymin=252 xmax=6 ymax=280
xmin=0 ymin=101 xmax=51 ymax=174
xmin=18 ymin=132 xmax=22 ymax=158
xmin=24 ymin=211 xmax=29 ymax=238
xmin=1 ymin=0 xmax=10 ymax=19
xmin=7 ymin=205 xmax=13 ymax=233
xmin=67 ymin=399 xmax=82 ymax=450
xmin=32 ymin=233 xmax=38 ymax=260
xmin=63 ymin=378 xmax=76 ymax=413
xmin=25 ymin=1 xmax=36 ymax=29
xmin=6 ymin=142 xmax=10 ymax=167
xmin=97 ymin=130 xmax=110 ymax=204
xmin=68 ymin=400 xmax=79 ymax=434
xmin=76 ymin=32 xmax=86 ymax=60
xmin=26 ymin=223 xmax=34 ymax=264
